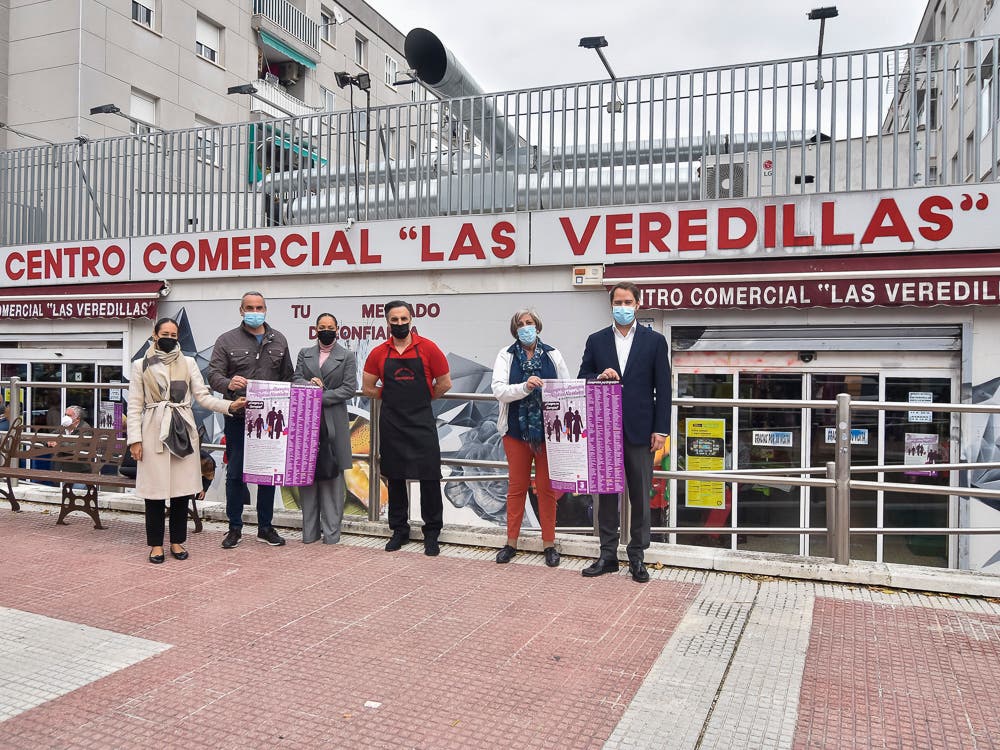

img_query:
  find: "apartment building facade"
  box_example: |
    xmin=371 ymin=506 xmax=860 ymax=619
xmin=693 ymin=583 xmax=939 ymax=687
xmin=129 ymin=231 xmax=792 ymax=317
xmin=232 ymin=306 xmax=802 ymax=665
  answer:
xmin=0 ymin=0 xmax=425 ymax=148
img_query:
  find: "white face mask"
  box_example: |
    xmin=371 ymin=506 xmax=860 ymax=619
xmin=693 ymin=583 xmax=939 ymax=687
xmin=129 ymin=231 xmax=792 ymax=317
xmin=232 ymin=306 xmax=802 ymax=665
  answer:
xmin=61 ymin=415 xmax=73 ymax=428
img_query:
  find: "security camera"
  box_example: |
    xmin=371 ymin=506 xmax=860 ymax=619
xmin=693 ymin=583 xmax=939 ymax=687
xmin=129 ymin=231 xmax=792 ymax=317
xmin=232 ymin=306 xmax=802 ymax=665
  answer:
xmin=798 ymin=351 xmax=816 ymax=363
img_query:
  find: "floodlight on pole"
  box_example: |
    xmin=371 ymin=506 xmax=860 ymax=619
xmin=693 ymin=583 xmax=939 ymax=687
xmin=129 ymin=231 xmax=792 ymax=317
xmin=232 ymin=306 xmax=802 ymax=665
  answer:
xmin=227 ymin=84 xmax=258 ymax=95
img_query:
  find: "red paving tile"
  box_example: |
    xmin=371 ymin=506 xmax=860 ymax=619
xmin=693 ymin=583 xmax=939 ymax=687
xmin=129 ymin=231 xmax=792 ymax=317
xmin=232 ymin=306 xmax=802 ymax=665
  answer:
xmin=794 ymin=597 xmax=1000 ymax=750
xmin=0 ymin=510 xmax=698 ymax=749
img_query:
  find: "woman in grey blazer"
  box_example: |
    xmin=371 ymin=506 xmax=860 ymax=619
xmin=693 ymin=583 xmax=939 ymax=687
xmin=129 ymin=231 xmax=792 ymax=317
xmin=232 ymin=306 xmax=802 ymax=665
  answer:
xmin=293 ymin=312 xmax=358 ymax=544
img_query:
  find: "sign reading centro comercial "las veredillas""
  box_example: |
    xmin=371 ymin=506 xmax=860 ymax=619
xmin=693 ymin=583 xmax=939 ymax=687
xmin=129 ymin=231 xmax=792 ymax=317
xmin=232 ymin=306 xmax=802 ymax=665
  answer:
xmin=2 ymin=185 xmax=999 ymax=287
xmin=1 ymin=215 xmax=522 ymax=287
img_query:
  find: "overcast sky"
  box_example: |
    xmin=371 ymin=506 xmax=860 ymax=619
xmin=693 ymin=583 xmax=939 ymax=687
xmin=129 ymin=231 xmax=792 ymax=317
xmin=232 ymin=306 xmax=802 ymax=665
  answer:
xmin=366 ymin=0 xmax=928 ymax=93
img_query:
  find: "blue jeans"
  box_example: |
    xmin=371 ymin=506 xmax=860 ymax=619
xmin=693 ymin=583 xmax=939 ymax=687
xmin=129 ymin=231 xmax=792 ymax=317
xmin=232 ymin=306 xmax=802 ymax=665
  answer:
xmin=224 ymin=414 xmax=275 ymax=531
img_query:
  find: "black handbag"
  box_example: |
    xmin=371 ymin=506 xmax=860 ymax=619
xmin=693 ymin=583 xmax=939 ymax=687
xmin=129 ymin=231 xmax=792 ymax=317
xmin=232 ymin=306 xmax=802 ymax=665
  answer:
xmin=314 ymin=419 xmax=339 ymax=481
xmin=119 ymin=450 xmax=138 ymax=479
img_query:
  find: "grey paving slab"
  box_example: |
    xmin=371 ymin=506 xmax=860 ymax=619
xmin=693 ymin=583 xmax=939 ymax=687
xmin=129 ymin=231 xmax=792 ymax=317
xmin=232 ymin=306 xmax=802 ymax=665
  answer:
xmin=604 ymin=575 xmax=759 ymax=750
xmin=0 ymin=607 xmax=171 ymax=722
xmin=696 ymin=582 xmax=814 ymax=750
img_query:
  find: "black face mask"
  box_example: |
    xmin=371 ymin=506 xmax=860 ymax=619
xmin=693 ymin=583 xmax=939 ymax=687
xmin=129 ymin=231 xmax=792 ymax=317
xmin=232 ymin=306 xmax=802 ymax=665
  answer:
xmin=156 ymin=337 xmax=179 ymax=353
xmin=316 ymin=329 xmax=337 ymax=345
xmin=389 ymin=322 xmax=410 ymax=340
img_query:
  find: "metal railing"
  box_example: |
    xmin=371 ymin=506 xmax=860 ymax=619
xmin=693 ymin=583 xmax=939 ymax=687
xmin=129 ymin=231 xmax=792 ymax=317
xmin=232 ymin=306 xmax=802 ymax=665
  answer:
xmin=2 ymin=35 xmax=1000 ymax=245
xmin=252 ymin=0 xmax=319 ymax=51
xmin=4 ymin=378 xmax=1000 ymax=568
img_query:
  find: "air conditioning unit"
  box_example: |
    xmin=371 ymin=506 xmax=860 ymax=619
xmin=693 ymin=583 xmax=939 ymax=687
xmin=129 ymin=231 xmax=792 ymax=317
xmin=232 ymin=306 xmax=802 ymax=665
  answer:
xmin=279 ymin=62 xmax=301 ymax=85
xmin=702 ymin=163 xmax=747 ymax=199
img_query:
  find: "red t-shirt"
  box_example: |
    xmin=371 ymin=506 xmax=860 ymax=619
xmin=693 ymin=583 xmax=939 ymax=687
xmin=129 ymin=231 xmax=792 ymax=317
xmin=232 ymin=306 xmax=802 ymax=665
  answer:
xmin=363 ymin=332 xmax=449 ymax=398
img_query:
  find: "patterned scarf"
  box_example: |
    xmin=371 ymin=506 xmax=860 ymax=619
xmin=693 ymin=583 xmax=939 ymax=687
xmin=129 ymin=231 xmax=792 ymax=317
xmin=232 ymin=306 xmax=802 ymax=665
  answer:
xmin=514 ymin=342 xmax=546 ymax=451
xmin=140 ymin=347 xmax=195 ymax=458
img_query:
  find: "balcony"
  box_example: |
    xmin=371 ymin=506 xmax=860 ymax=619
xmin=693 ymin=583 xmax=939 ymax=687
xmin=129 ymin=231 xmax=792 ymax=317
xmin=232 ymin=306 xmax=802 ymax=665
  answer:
xmin=251 ymin=0 xmax=320 ymax=65
xmin=249 ymin=77 xmax=322 ymax=120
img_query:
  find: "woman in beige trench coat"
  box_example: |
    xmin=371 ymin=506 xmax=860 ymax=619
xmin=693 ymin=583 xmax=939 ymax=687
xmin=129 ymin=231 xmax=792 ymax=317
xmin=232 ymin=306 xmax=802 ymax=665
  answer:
xmin=127 ymin=318 xmax=245 ymax=564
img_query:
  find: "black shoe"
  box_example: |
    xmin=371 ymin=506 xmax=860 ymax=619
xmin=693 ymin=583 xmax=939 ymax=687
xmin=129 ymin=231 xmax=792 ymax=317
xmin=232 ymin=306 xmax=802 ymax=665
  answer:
xmin=543 ymin=546 xmax=560 ymax=568
xmin=148 ymin=551 xmax=165 ymax=564
xmin=221 ymin=529 xmax=242 ymax=549
xmin=385 ymin=532 xmax=409 ymax=551
xmin=257 ymin=527 xmax=286 ymax=546
xmin=495 ymin=545 xmax=516 ymax=564
xmin=629 ymin=561 xmax=650 ymax=583
xmin=170 ymin=545 xmax=189 ymax=561
xmin=424 ymin=538 xmax=440 ymax=557
xmin=582 ymin=558 xmax=619 ymax=577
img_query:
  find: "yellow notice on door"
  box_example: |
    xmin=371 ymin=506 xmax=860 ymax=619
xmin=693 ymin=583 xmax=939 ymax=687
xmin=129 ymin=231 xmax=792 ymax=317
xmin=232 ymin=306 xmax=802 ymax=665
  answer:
xmin=685 ymin=418 xmax=726 ymax=508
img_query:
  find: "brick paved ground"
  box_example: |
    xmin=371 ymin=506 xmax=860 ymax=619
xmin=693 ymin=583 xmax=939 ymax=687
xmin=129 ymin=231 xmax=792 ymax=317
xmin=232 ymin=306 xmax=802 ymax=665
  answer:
xmin=2 ymin=506 xmax=1000 ymax=749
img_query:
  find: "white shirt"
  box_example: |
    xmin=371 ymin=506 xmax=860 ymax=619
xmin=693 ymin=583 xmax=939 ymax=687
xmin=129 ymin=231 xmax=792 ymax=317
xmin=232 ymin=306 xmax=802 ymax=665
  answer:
xmin=613 ymin=322 xmax=637 ymax=374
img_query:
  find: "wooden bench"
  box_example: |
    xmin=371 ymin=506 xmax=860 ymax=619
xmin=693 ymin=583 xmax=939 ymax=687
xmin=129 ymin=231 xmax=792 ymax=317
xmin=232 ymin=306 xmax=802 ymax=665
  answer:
xmin=0 ymin=416 xmax=204 ymax=532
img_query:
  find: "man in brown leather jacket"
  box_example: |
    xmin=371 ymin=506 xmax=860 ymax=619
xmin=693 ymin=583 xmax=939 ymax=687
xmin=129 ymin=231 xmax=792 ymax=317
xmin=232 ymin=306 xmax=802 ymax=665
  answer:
xmin=208 ymin=291 xmax=294 ymax=550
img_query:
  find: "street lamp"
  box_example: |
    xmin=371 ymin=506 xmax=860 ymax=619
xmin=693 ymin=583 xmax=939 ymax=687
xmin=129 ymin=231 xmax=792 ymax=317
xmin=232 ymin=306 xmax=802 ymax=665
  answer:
xmin=807 ymin=6 xmax=839 ymax=56
xmin=227 ymin=84 xmax=258 ymax=96
xmin=808 ymin=6 xmax=838 ymax=89
xmin=579 ymin=35 xmax=622 ymax=113
xmin=89 ymin=103 xmax=161 ymax=133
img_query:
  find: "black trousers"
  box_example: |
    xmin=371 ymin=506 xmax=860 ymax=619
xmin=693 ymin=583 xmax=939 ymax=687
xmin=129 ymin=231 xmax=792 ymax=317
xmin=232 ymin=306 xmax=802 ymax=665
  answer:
xmin=145 ymin=497 xmax=191 ymax=547
xmin=597 ymin=441 xmax=653 ymax=563
xmin=386 ymin=478 xmax=443 ymax=539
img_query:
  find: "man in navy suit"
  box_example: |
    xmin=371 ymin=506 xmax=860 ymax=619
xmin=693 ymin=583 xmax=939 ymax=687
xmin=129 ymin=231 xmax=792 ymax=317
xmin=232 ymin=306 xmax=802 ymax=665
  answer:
xmin=578 ymin=281 xmax=671 ymax=582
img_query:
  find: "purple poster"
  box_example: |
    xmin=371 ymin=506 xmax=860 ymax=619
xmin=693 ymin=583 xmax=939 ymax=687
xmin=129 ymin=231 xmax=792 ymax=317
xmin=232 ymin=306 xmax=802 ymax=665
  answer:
xmin=543 ymin=379 xmax=624 ymax=494
xmin=242 ymin=380 xmax=322 ymax=486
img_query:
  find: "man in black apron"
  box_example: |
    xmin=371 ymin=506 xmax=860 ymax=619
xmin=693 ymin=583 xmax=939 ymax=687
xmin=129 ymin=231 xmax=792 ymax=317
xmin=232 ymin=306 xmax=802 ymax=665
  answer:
xmin=362 ymin=300 xmax=452 ymax=556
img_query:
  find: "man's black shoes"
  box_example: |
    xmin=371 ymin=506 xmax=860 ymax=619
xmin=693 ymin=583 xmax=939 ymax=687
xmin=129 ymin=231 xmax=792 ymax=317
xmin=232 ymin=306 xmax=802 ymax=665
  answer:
xmin=581 ymin=558 xmax=619 ymax=577
xmin=629 ymin=561 xmax=650 ymax=583
xmin=384 ymin=532 xmax=409 ymax=551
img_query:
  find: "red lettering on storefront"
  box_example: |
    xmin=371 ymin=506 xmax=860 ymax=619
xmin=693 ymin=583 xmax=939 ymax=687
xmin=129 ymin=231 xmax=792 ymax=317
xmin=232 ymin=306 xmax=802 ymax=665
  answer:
xmin=678 ymin=209 xmax=708 ymax=251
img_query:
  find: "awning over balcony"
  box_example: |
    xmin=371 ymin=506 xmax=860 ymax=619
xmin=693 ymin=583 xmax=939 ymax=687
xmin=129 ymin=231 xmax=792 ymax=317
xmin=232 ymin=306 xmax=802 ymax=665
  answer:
xmin=259 ymin=30 xmax=316 ymax=70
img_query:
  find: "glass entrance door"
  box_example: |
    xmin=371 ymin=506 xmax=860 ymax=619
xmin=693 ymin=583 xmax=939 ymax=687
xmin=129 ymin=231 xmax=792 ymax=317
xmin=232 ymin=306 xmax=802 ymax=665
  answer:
xmin=883 ymin=376 xmax=955 ymax=568
xmin=669 ymin=364 xmax=958 ymax=565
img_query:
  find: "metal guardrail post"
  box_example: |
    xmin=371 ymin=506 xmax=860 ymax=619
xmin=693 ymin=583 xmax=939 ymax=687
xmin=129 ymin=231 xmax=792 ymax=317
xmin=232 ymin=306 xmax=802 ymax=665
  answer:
xmin=619 ymin=485 xmax=630 ymax=548
xmin=833 ymin=393 xmax=852 ymax=565
xmin=367 ymin=399 xmax=381 ymax=523
xmin=825 ymin=461 xmax=837 ymax=558
xmin=8 ymin=377 xmax=21 ymax=424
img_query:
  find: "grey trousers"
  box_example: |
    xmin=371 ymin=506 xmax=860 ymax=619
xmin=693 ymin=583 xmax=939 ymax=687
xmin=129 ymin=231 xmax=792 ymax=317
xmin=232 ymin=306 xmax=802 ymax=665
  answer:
xmin=597 ymin=440 xmax=653 ymax=563
xmin=299 ymin=473 xmax=347 ymax=544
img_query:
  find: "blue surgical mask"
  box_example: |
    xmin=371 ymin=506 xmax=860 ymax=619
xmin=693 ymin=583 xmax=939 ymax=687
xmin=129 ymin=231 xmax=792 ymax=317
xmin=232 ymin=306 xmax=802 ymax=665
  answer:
xmin=243 ymin=312 xmax=266 ymax=328
xmin=517 ymin=325 xmax=537 ymax=346
xmin=613 ymin=306 xmax=636 ymax=326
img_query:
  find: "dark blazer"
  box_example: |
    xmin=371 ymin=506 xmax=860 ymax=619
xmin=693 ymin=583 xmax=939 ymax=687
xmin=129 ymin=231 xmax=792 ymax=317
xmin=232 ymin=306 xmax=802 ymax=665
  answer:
xmin=578 ymin=324 xmax=671 ymax=446
xmin=293 ymin=343 xmax=358 ymax=472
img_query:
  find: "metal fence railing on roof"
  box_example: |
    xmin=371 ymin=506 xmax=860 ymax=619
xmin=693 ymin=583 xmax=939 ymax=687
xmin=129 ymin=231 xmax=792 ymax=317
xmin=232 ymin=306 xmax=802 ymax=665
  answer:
xmin=2 ymin=35 xmax=999 ymax=246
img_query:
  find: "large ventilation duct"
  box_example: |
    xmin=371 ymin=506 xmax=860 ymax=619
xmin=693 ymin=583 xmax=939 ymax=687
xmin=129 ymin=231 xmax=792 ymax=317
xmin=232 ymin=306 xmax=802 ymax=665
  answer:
xmin=405 ymin=27 xmax=522 ymax=159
